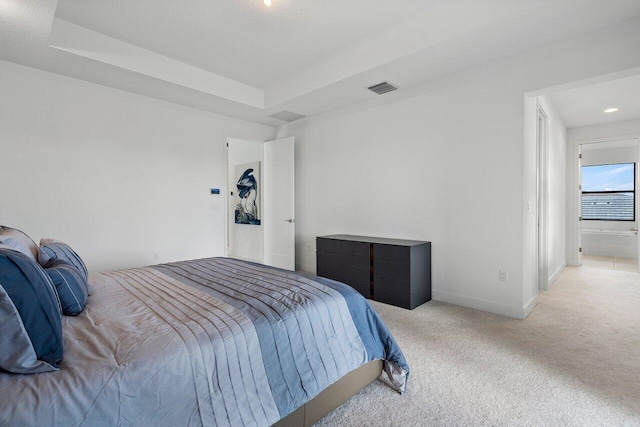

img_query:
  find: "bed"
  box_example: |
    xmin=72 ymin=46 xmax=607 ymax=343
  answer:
xmin=0 ymin=256 xmax=408 ymax=426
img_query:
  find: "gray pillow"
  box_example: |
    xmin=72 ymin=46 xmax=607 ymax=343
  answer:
xmin=0 ymin=226 xmax=39 ymax=263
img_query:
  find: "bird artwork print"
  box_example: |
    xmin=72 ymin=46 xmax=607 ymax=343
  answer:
xmin=235 ymin=166 xmax=260 ymax=225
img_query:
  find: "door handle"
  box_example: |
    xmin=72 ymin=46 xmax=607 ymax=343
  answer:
xmin=284 ymin=219 xmax=295 ymax=223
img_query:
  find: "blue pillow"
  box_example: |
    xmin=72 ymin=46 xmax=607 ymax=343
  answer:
xmin=0 ymin=248 xmax=63 ymax=374
xmin=44 ymin=259 xmax=89 ymax=316
xmin=0 ymin=226 xmax=39 ymax=264
xmin=38 ymin=239 xmax=88 ymax=280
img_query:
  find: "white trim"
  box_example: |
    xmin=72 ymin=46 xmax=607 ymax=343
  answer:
xmin=537 ymin=103 xmax=550 ymax=291
xmin=548 ymin=263 xmax=566 ymax=289
xmin=224 ymin=137 xmax=229 ymax=258
xmin=522 ymin=294 xmax=538 ymax=319
xmin=433 ymin=290 xmax=534 ymax=320
xmin=567 ymin=141 xmax=581 ymax=266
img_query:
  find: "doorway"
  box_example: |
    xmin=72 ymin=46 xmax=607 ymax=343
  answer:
xmin=577 ymin=138 xmax=639 ymax=272
xmin=226 ymin=137 xmax=296 ymax=270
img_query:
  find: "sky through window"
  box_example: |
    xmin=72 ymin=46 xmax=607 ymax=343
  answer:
xmin=581 ymin=163 xmax=634 ymax=192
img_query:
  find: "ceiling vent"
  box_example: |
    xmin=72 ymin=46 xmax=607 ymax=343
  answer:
xmin=366 ymin=81 xmax=398 ymax=95
xmin=268 ymin=110 xmax=306 ymax=122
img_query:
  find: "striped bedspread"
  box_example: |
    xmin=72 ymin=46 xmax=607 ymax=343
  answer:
xmin=0 ymin=257 xmax=408 ymax=427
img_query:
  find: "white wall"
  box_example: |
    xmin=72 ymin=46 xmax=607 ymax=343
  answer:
xmin=277 ymin=18 xmax=640 ymax=319
xmin=569 ymin=119 xmax=640 ymax=142
xmin=227 ymin=138 xmax=265 ymax=263
xmin=0 ymin=60 xmax=274 ymax=272
xmin=3 ymin=19 xmax=640 ymax=320
xmin=537 ymin=95 xmax=567 ymax=288
xmin=567 ymin=120 xmax=640 ymax=264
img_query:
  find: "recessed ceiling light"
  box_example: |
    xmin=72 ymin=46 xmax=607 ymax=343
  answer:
xmin=604 ymin=107 xmax=619 ymax=113
xmin=264 ymin=0 xmax=272 ymax=6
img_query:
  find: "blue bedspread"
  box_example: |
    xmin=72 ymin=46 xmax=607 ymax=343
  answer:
xmin=154 ymin=257 xmax=409 ymax=423
xmin=0 ymin=257 xmax=408 ymax=427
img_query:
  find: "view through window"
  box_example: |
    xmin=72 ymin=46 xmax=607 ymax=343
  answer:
xmin=581 ymin=163 xmax=636 ymax=221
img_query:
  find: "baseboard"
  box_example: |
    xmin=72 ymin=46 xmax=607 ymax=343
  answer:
xmin=295 ymin=262 xmax=316 ymax=274
xmin=547 ymin=263 xmax=566 ymax=289
xmin=522 ymin=294 xmax=538 ymax=319
xmin=433 ymin=290 xmax=531 ymax=319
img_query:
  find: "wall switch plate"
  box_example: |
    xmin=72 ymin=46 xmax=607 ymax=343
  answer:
xmin=499 ymin=270 xmax=508 ymax=282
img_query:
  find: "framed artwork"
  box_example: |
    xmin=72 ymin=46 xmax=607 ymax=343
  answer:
xmin=234 ymin=161 xmax=261 ymax=225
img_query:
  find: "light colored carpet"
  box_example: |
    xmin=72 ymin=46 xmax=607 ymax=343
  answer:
xmin=316 ymin=266 xmax=640 ymax=426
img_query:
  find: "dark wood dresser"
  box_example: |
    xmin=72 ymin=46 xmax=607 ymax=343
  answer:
xmin=316 ymin=235 xmax=431 ymax=309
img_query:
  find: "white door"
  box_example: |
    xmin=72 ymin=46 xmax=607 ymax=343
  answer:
xmin=263 ymin=137 xmax=295 ymax=270
xmin=577 ymin=144 xmax=583 ymax=266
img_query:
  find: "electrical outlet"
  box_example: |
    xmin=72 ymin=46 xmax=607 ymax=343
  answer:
xmin=153 ymin=252 xmax=159 ymax=261
xmin=499 ymin=270 xmax=508 ymax=282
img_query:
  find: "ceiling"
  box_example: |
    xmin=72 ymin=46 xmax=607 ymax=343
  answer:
xmin=2 ymin=0 xmax=640 ymax=126
xmin=55 ymin=0 xmax=431 ymax=88
xmin=550 ymin=74 xmax=640 ymax=128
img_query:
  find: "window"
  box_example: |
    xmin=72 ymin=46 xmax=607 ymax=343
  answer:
xmin=581 ymin=163 xmax=635 ymax=221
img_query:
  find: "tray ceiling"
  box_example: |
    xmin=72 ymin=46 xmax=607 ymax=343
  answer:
xmin=2 ymin=0 xmax=640 ymax=125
